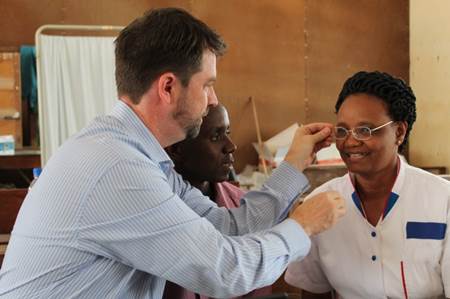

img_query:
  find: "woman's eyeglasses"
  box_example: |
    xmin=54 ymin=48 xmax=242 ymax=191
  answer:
xmin=334 ymin=120 xmax=394 ymax=141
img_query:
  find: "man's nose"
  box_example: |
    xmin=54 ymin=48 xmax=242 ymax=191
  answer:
xmin=208 ymin=87 xmax=218 ymax=107
xmin=224 ymin=135 xmax=237 ymax=153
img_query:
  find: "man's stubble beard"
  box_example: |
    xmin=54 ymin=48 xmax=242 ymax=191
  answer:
xmin=173 ymin=93 xmax=204 ymax=140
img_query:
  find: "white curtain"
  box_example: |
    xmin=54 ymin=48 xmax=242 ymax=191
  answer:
xmin=38 ymin=35 xmax=118 ymax=164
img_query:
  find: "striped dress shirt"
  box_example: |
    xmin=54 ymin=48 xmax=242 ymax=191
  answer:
xmin=0 ymin=101 xmax=311 ymax=299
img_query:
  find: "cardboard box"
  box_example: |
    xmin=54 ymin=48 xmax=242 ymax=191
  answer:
xmin=252 ymin=123 xmax=299 ymax=168
xmin=252 ymin=123 xmax=344 ymax=168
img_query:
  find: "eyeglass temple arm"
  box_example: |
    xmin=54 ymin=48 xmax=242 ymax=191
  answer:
xmin=371 ymin=120 xmax=394 ymax=132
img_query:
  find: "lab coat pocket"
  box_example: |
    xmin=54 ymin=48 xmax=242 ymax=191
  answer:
xmin=403 ymin=238 xmax=444 ymax=298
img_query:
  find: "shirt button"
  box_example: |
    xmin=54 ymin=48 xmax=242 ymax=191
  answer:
xmin=372 ymin=255 xmax=377 ymax=261
xmin=371 ymin=231 xmax=376 ymax=237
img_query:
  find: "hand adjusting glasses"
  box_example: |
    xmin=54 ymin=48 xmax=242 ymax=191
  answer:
xmin=334 ymin=120 xmax=394 ymax=141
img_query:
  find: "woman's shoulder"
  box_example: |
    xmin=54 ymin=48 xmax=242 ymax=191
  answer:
xmin=404 ymin=163 xmax=450 ymax=191
xmin=306 ymin=173 xmax=350 ymax=198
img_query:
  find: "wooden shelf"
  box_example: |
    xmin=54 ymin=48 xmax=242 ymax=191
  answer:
xmin=0 ymin=148 xmax=40 ymax=169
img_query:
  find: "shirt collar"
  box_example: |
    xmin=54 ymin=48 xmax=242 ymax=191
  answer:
xmin=348 ymin=155 xmax=405 ymax=194
xmin=348 ymin=155 xmax=406 ymax=221
xmin=110 ymin=101 xmax=173 ymax=168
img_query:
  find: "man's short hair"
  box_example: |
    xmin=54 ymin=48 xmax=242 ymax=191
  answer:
xmin=115 ymin=7 xmax=226 ymax=104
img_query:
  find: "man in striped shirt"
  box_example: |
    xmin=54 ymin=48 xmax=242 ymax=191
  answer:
xmin=0 ymin=8 xmax=346 ymax=299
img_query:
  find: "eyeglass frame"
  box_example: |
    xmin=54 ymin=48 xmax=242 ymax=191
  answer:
xmin=334 ymin=120 xmax=394 ymax=141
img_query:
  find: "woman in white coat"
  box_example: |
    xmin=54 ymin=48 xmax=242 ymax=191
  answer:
xmin=285 ymin=71 xmax=450 ymax=299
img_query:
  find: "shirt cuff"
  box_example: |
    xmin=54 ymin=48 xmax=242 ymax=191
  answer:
xmin=264 ymin=161 xmax=310 ymax=201
xmin=274 ymin=218 xmax=311 ymax=261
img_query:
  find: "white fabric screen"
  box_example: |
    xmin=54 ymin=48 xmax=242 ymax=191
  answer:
xmin=38 ymin=35 xmax=118 ymax=164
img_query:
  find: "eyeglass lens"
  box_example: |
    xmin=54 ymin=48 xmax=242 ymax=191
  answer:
xmin=335 ymin=126 xmax=372 ymax=140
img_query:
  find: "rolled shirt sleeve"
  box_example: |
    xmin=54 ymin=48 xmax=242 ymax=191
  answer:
xmin=169 ymin=161 xmax=310 ymax=236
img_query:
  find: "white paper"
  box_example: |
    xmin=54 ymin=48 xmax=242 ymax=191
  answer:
xmin=0 ymin=135 xmax=15 ymax=155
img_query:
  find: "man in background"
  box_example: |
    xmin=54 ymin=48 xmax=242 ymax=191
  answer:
xmin=164 ymin=103 xmax=272 ymax=298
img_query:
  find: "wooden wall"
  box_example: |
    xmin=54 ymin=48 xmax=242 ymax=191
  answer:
xmin=0 ymin=0 xmax=409 ymax=171
xmin=410 ymin=0 xmax=450 ymax=173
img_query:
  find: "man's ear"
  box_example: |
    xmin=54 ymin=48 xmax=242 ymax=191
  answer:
xmin=157 ymin=72 xmax=178 ymax=105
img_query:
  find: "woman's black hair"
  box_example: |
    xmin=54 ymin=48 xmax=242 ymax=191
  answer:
xmin=335 ymin=71 xmax=416 ymax=152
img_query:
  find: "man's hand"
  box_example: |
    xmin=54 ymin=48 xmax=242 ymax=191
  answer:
xmin=289 ymin=191 xmax=346 ymax=236
xmin=284 ymin=123 xmax=333 ymax=172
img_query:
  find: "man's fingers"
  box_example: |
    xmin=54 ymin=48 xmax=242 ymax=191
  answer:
xmin=326 ymin=191 xmax=341 ymax=199
xmin=333 ymin=195 xmax=346 ymax=218
xmin=298 ymin=123 xmax=335 ymax=153
xmin=290 ymin=191 xmax=346 ymax=236
xmin=301 ymin=122 xmax=334 ymax=135
xmin=309 ymin=127 xmax=332 ymax=144
xmin=337 ymin=206 xmax=346 ymax=217
xmin=314 ymin=140 xmax=333 ymax=153
xmin=328 ymin=192 xmax=346 ymax=216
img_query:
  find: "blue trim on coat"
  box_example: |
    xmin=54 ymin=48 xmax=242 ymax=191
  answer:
xmin=351 ymin=192 xmax=364 ymax=216
xmin=406 ymin=222 xmax=447 ymax=240
xmin=383 ymin=192 xmax=399 ymax=219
